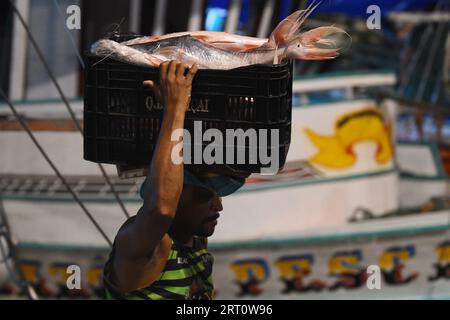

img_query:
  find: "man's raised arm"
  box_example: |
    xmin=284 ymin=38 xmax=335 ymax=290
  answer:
xmin=112 ymin=61 xmax=198 ymax=292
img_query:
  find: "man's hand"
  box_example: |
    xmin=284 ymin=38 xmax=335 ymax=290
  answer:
xmin=143 ymin=61 xmax=199 ymax=115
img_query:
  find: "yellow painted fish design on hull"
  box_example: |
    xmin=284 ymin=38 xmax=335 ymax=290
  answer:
xmin=305 ymin=108 xmax=393 ymax=169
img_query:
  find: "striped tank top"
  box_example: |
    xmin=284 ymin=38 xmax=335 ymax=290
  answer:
xmin=103 ymin=236 xmax=214 ymax=300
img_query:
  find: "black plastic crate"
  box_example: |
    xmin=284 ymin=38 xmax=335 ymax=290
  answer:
xmin=84 ymin=53 xmax=292 ymax=174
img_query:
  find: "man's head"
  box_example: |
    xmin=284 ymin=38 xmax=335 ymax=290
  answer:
xmin=169 ymin=170 xmax=243 ymax=238
xmin=140 ymin=169 xmax=246 ymax=239
xmin=171 ymin=184 xmax=223 ymax=237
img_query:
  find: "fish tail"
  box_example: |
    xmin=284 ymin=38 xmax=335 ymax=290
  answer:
xmin=267 ymin=10 xmax=304 ymax=47
xmin=267 ymin=0 xmax=322 ymax=48
xmin=299 ymin=26 xmax=352 ymax=51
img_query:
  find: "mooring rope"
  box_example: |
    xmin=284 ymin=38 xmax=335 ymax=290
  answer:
xmin=0 ymin=89 xmax=113 ymax=247
xmin=9 ymin=0 xmax=130 ymax=219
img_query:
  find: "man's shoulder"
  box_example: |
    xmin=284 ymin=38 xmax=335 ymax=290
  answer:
xmin=120 ymin=215 xmax=138 ymax=231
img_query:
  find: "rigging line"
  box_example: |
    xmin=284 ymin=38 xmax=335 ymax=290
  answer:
xmin=0 ymin=89 xmax=113 ymax=247
xmin=0 ymin=234 xmax=22 ymax=291
xmin=397 ymin=0 xmax=443 ymax=95
xmin=9 ymin=0 xmax=80 ymax=131
xmin=0 ymin=237 xmax=26 ymax=296
xmin=0 ymin=200 xmax=12 ymax=264
xmin=9 ymin=0 xmax=130 ymax=219
xmin=0 ymin=227 xmax=11 ymax=264
xmin=415 ymin=21 xmax=447 ymax=101
xmin=51 ymin=0 xmax=85 ymax=69
xmin=0 ymin=237 xmax=38 ymax=300
xmin=0 ymin=196 xmax=39 ymax=300
xmin=430 ymin=23 xmax=449 ymax=104
xmin=397 ymin=25 xmax=433 ymax=94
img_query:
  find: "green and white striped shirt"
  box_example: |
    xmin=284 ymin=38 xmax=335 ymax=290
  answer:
xmin=103 ymin=236 xmax=214 ymax=300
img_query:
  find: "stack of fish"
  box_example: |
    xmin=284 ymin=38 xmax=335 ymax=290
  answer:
xmin=91 ymin=3 xmax=350 ymax=70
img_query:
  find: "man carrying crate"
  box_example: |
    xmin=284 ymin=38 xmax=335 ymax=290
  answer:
xmin=103 ymin=60 xmax=246 ymax=300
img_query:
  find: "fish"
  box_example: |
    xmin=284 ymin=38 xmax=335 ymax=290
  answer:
xmin=121 ymin=1 xmax=325 ymax=52
xmin=122 ymin=31 xmax=268 ymax=52
xmin=90 ymin=0 xmax=350 ymax=69
xmin=91 ymin=39 xmax=166 ymax=67
xmin=91 ymin=33 xmax=342 ymax=70
xmin=305 ymin=108 xmax=393 ymax=169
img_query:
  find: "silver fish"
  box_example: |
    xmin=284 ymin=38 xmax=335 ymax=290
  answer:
xmin=91 ymin=34 xmax=341 ymax=70
xmin=120 ymin=1 xmax=326 ymax=52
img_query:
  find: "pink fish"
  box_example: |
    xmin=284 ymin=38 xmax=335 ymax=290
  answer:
xmin=92 ymin=33 xmax=343 ymax=70
xmin=121 ymin=1 xmax=331 ymax=52
xmin=91 ymin=1 xmax=350 ymax=69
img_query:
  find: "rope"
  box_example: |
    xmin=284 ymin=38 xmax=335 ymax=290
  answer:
xmin=397 ymin=0 xmax=444 ymax=95
xmin=0 ymin=196 xmax=39 ymax=299
xmin=415 ymin=21 xmax=446 ymax=101
xmin=9 ymin=0 xmax=130 ymax=219
xmin=51 ymin=0 xmax=85 ymax=69
xmin=0 ymin=89 xmax=113 ymax=247
xmin=397 ymin=26 xmax=433 ymax=94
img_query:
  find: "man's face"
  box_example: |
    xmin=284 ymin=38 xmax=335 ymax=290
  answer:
xmin=175 ymin=184 xmax=223 ymax=237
